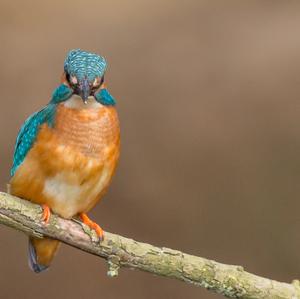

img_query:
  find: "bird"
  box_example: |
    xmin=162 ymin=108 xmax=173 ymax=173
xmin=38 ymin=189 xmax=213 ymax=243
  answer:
xmin=9 ymin=49 xmax=120 ymax=273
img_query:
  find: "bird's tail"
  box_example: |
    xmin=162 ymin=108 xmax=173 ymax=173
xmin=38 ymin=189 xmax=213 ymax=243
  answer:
xmin=28 ymin=237 xmax=60 ymax=273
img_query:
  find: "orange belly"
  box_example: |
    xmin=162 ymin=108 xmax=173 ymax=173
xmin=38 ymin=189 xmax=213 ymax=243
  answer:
xmin=10 ymin=103 xmax=120 ymax=218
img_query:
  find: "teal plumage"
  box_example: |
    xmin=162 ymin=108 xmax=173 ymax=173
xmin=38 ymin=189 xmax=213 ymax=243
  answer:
xmin=95 ymin=88 xmax=116 ymax=106
xmin=64 ymin=49 xmax=107 ymax=81
xmin=51 ymin=84 xmax=73 ymax=104
xmin=11 ymin=104 xmax=57 ymax=176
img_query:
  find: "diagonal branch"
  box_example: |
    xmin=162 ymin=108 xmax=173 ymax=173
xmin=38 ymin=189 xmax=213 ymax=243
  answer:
xmin=0 ymin=191 xmax=299 ymax=299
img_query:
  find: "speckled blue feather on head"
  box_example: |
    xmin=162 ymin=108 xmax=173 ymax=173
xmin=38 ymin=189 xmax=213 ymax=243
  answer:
xmin=64 ymin=49 xmax=107 ymax=81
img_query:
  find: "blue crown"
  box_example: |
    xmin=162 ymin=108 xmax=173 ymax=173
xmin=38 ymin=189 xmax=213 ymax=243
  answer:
xmin=64 ymin=49 xmax=107 ymax=81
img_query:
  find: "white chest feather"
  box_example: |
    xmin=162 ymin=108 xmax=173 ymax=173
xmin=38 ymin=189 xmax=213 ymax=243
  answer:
xmin=43 ymin=165 xmax=111 ymax=218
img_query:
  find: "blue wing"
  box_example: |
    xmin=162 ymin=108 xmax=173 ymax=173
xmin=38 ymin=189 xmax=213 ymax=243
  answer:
xmin=11 ymin=104 xmax=57 ymax=176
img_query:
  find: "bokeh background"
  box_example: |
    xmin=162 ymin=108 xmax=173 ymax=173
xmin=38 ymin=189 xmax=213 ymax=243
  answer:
xmin=1 ymin=1 xmax=300 ymax=298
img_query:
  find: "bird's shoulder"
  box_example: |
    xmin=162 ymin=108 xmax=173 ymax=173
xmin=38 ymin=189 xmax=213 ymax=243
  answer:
xmin=11 ymin=104 xmax=57 ymax=176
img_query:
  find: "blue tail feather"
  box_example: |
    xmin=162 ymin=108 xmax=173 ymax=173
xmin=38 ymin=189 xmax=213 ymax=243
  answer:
xmin=28 ymin=239 xmax=49 ymax=273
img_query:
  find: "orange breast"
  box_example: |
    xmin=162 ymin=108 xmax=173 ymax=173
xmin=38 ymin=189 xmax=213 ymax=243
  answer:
xmin=10 ymin=103 xmax=120 ymax=218
xmin=54 ymin=104 xmax=120 ymax=159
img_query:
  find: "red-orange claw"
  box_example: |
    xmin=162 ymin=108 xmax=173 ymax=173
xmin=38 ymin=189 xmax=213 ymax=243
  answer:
xmin=79 ymin=213 xmax=104 ymax=241
xmin=92 ymin=222 xmax=104 ymax=241
xmin=41 ymin=204 xmax=51 ymax=223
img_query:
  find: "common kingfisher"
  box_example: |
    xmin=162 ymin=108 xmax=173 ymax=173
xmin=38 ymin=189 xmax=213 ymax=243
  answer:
xmin=9 ymin=49 xmax=120 ymax=273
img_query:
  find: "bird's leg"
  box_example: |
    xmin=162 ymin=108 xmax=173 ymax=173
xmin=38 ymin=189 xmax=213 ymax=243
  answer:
xmin=79 ymin=213 xmax=104 ymax=241
xmin=41 ymin=204 xmax=51 ymax=223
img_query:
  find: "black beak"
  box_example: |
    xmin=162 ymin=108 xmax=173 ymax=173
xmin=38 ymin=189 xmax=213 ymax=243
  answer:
xmin=79 ymin=77 xmax=90 ymax=104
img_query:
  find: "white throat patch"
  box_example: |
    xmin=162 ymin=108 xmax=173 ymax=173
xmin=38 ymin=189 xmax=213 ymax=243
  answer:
xmin=64 ymin=94 xmax=103 ymax=109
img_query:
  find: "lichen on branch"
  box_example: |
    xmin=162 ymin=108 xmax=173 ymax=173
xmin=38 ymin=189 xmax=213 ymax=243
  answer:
xmin=0 ymin=192 xmax=299 ymax=299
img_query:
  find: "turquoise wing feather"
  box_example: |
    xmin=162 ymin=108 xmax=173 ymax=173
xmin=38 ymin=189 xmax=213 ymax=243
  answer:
xmin=11 ymin=104 xmax=56 ymax=176
xmin=95 ymin=89 xmax=116 ymax=106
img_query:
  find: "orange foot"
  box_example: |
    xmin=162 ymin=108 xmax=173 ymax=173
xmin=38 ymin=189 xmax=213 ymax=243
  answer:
xmin=41 ymin=204 xmax=51 ymax=223
xmin=79 ymin=213 xmax=104 ymax=241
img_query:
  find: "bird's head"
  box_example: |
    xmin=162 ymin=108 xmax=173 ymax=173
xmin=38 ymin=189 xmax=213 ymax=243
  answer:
xmin=51 ymin=49 xmax=115 ymax=106
xmin=63 ymin=49 xmax=106 ymax=103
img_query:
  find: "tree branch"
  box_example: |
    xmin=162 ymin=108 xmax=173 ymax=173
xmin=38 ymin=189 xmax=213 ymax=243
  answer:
xmin=0 ymin=192 xmax=298 ymax=298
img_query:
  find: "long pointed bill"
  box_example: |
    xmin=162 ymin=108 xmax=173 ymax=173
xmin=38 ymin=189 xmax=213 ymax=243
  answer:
xmin=79 ymin=77 xmax=90 ymax=104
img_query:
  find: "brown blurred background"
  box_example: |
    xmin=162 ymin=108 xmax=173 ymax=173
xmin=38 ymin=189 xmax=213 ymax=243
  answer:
xmin=1 ymin=0 xmax=300 ymax=298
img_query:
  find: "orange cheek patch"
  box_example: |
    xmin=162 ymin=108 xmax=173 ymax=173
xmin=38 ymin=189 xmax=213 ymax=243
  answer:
xmin=61 ymin=72 xmax=67 ymax=84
